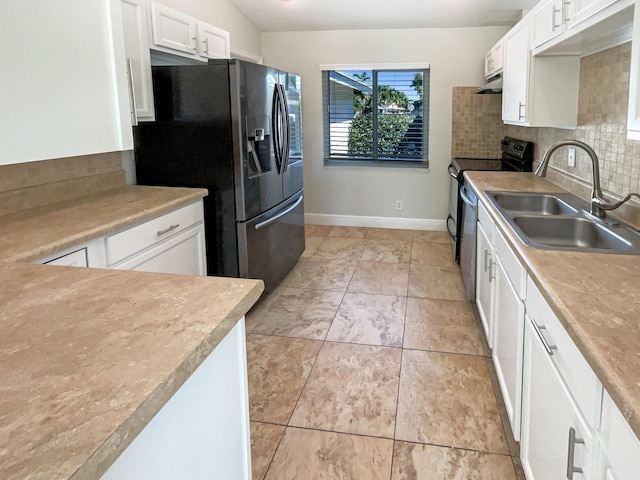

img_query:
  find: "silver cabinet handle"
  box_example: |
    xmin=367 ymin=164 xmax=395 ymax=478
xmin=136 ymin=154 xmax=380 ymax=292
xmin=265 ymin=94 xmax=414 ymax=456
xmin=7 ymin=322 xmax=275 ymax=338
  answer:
xmin=157 ymin=224 xmax=180 ymax=236
xmin=203 ymin=37 xmax=209 ymax=55
xmin=567 ymin=427 xmax=585 ymax=479
xmin=531 ymin=318 xmax=558 ymax=356
xmin=552 ymin=5 xmax=562 ymax=29
xmin=518 ymin=102 xmax=526 ymax=121
xmin=488 ymin=257 xmax=495 ymax=283
xmin=484 ymin=249 xmax=491 ymax=272
xmin=126 ymin=58 xmax=138 ymax=127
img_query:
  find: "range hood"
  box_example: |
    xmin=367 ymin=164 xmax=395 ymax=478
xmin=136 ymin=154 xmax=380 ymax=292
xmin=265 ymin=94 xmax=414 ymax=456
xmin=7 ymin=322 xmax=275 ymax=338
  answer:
xmin=475 ymin=75 xmax=502 ymax=94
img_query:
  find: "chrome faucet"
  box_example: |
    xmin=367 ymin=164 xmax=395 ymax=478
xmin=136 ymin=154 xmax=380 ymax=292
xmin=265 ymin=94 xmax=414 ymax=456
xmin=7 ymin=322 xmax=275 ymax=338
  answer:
xmin=535 ymin=140 xmax=640 ymax=218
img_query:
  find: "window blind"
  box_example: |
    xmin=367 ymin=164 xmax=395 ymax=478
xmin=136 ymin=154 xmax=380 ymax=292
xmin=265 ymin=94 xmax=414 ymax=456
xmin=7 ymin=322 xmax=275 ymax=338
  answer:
xmin=323 ymin=68 xmax=429 ymax=166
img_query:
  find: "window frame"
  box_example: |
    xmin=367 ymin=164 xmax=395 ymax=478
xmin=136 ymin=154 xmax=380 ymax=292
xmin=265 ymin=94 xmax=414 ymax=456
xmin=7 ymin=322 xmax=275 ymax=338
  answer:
xmin=320 ymin=62 xmax=430 ymax=168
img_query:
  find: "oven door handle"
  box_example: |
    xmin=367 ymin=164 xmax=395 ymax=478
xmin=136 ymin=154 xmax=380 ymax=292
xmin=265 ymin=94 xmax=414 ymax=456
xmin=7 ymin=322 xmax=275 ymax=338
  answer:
xmin=448 ymin=164 xmax=459 ymax=179
xmin=446 ymin=214 xmax=457 ymax=239
xmin=459 ymin=186 xmax=477 ymax=211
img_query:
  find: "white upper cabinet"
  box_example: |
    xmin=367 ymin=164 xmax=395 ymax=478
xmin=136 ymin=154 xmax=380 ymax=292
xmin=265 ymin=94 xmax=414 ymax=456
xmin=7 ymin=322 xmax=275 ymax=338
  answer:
xmin=121 ymin=0 xmax=155 ymax=122
xmin=148 ymin=3 xmax=230 ymax=63
xmin=502 ymin=20 xmax=531 ymax=124
xmin=532 ymin=0 xmax=568 ymax=47
xmin=502 ymin=16 xmax=580 ymax=128
xmin=569 ymin=0 xmax=620 ymax=27
xmin=150 ymin=3 xmax=199 ymax=56
xmin=197 ymin=22 xmax=231 ymax=59
xmin=484 ymin=39 xmax=504 ymax=78
xmin=0 ymin=0 xmax=133 ymax=166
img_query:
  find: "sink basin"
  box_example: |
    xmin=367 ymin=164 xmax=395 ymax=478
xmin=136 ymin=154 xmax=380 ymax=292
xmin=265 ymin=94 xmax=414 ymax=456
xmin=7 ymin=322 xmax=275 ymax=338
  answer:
xmin=512 ymin=216 xmax=635 ymax=251
xmin=487 ymin=191 xmax=578 ymax=215
xmin=485 ymin=191 xmax=640 ymax=254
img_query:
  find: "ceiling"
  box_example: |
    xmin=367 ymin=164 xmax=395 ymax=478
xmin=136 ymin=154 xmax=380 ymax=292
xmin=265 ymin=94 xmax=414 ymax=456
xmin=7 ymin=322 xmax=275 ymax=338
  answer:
xmin=228 ymin=0 xmax=540 ymax=32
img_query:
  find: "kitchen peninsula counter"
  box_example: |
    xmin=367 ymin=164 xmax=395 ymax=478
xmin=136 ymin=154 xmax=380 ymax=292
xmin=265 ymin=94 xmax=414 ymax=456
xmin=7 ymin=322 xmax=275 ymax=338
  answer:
xmin=0 ymin=185 xmax=208 ymax=263
xmin=0 ymin=185 xmax=264 ymax=479
xmin=465 ymin=171 xmax=640 ymax=440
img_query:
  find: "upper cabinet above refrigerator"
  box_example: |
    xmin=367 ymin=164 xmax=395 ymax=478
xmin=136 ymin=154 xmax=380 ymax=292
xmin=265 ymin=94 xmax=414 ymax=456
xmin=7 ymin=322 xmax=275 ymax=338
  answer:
xmin=119 ymin=0 xmax=232 ymax=124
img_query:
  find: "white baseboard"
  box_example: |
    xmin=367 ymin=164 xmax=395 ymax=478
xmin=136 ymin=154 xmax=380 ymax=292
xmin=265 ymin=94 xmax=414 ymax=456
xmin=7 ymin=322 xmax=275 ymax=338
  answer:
xmin=304 ymin=213 xmax=446 ymax=231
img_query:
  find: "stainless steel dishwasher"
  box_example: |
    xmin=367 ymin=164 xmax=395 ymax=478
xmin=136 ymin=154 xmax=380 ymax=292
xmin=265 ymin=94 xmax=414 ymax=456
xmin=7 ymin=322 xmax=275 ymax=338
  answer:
xmin=459 ymin=183 xmax=478 ymax=301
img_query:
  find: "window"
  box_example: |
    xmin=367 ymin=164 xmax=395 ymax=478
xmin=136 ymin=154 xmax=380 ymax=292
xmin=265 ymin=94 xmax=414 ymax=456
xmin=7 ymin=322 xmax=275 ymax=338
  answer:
xmin=322 ymin=65 xmax=429 ymax=167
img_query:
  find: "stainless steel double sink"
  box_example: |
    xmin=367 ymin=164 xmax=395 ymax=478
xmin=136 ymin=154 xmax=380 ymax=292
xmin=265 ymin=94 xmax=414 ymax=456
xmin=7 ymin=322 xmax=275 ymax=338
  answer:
xmin=486 ymin=191 xmax=640 ymax=254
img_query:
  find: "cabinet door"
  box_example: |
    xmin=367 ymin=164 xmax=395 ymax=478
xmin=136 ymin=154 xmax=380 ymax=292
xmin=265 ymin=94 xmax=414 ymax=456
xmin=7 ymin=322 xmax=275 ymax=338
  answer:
xmin=627 ymin=3 xmax=640 ymax=139
xmin=532 ymin=0 xmax=567 ymax=47
xmin=569 ymin=0 xmax=619 ymax=26
xmin=121 ymin=0 xmax=155 ymax=121
xmin=150 ymin=3 xmax=198 ymax=56
xmin=476 ymin=221 xmax=495 ymax=347
xmin=492 ymin=41 xmax=504 ymax=74
xmin=196 ymin=22 xmax=230 ymax=59
xmin=484 ymin=51 xmax=493 ymax=78
xmin=0 ymin=0 xmax=133 ymax=165
xmin=113 ymin=225 xmax=206 ymax=275
xmin=492 ymin=258 xmax=525 ymax=440
xmin=521 ymin=315 xmax=597 ymax=480
xmin=598 ymin=392 xmax=640 ymax=480
xmin=502 ymin=20 xmax=530 ymax=125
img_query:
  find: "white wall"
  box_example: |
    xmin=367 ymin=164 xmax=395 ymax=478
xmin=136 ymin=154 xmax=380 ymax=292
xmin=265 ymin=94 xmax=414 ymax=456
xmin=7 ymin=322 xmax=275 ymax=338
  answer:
xmin=156 ymin=0 xmax=262 ymax=61
xmin=262 ymin=27 xmax=509 ymax=227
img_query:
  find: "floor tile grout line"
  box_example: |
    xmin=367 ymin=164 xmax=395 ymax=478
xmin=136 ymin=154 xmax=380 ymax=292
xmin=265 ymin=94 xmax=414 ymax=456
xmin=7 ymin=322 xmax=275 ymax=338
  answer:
xmin=255 ymin=227 xmax=506 ymax=477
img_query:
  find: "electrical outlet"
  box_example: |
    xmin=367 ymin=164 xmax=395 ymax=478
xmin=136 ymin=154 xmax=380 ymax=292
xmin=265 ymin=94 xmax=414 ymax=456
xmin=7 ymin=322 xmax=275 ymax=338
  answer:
xmin=568 ymin=147 xmax=576 ymax=167
xmin=395 ymin=200 xmax=403 ymax=211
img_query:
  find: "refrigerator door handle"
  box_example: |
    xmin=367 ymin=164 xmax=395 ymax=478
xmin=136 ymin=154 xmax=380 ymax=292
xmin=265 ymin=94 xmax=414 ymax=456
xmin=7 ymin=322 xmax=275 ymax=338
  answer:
xmin=279 ymin=83 xmax=291 ymax=173
xmin=272 ymin=86 xmax=283 ymax=173
xmin=255 ymin=195 xmax=303 ymax=230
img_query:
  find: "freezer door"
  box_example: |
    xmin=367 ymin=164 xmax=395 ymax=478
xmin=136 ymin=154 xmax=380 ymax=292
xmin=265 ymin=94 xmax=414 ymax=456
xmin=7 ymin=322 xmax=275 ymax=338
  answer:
xmin=237 ymin=191 xmax=305 ymax=293
xmin=280 ymin=70 xmax=304 ymax=200
xmin=231 ymin=60 xmax=284 ymax=221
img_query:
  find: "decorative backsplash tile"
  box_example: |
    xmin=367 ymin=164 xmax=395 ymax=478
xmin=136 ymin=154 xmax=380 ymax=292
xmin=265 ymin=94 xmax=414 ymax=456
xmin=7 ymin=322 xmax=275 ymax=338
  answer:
xmin=452 ymin=42 xmax=640 ymax=221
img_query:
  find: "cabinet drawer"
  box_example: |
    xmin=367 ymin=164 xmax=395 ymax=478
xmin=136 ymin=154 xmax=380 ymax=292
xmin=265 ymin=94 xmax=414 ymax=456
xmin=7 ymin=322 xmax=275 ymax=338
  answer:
xmin=526 ymin=277 xmax=602 ymax=425
xmin=494 ymin=227 xmax=526 ymax=299
xmin=107 ymin=201 xmax=203 ymax=265
xmin=478 ymin=201 xmax=495 ymax=244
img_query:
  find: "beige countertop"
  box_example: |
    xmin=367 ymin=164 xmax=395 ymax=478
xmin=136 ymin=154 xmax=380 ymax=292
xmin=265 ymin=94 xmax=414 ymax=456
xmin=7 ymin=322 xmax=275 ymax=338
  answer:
xmin=0 ymin=185 xmax=209 ymax=263
xmin=0 ymin=186 xmax=264 ymax=479
xmin=465 ymin=171 xmax=640 ymax=439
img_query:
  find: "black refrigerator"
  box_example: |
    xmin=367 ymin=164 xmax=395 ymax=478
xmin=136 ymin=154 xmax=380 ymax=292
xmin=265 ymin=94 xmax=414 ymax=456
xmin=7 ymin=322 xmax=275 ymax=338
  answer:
xmin=134 ymin=59 xmax=304 ymax=292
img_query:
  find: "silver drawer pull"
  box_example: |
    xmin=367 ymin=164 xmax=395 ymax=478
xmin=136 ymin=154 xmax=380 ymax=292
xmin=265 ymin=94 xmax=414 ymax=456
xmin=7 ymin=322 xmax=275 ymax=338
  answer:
xmin=531 ymin=318 xmax=558 ymax=356
xmin=567 ymin=427 xmax=585 ymax=479
xmin=157 ymin=224 xmax=180 ymax=236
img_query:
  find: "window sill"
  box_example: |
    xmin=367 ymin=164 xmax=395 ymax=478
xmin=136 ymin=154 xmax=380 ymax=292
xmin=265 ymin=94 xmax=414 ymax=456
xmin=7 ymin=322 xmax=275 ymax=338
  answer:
xmin=324 ymin=159 xmax=429 ymax=169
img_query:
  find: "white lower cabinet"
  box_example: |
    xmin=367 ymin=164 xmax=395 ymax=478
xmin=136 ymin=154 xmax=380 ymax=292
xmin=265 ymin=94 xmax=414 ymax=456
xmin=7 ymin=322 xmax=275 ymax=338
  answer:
xmin=476 ymin=219 xmax=495 ymax=346
xmin=100 ymin=318 xmax=252 ymax=480
xmin=107 ymin=201 xmax=207 ymax=276
xmin=492 ymin=255 xmax=525 ymax=440
xmin=597 ymin=391 xmax=640 ymax=479
xmin=36 ymin=200 xmax=206 ymax=276
xmin=521 ymin=314 xmax=598 ymax=480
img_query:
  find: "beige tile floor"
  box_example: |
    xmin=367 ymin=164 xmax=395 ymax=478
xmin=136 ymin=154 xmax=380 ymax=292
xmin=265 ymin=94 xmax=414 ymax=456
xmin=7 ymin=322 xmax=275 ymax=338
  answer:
xmin=245 ymin=225 xmax=525 ymax=480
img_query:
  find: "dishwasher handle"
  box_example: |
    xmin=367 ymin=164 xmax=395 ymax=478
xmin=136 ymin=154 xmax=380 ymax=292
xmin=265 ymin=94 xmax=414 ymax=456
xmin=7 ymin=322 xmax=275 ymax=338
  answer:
xmin=448 ymin=164 xmax=459 ymax=180
xmin=459 ymin=185 xmax=477 ymax=211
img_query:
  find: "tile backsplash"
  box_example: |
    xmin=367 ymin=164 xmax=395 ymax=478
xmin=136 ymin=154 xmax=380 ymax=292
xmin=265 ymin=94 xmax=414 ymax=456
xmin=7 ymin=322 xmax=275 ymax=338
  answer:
xmin=452 ymin=42 xmax=640 ymax=224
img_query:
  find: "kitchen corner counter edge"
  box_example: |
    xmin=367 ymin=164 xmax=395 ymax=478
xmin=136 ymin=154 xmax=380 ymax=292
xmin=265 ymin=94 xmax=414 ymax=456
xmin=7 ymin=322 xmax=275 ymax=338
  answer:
xmin=465 ymin=170 xmax=640 ymax=440
xmin=0 ymin=184 xmax=265 ymax=479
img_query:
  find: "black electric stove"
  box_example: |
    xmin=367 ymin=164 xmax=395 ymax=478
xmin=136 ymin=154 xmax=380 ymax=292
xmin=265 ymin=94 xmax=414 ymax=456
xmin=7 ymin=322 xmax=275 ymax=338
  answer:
xmin=447 ymin=137 xmax=535 ymax=263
